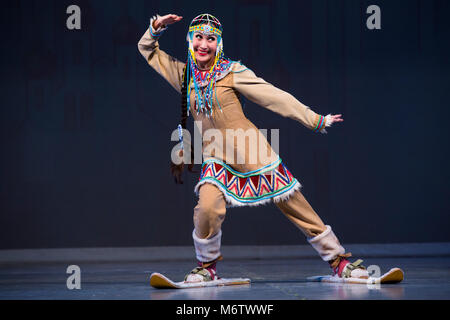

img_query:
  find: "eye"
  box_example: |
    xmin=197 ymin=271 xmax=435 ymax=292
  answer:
xmin=208 ymin=37 xmax=216 ymax=41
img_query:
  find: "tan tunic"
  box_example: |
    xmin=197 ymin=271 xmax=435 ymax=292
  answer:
xmin=138 ymin=16 xmax=330 ymax=207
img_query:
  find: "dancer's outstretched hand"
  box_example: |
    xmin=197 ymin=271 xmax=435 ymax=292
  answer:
xmin=327 ymin=114 xmax=344 ymax=125
xmin=154 ymin=14 xmax=183 ymax=29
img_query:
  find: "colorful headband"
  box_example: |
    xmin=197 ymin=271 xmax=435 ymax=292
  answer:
xmin=188 ymin=24 xmax=222 ymax=37
xmin=190 ymin=13 xmax=222 ymax=29
xmin=185 ymin=14 xmax=229 ymax=118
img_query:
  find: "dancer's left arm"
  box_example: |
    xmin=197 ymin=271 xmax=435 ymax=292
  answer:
xmin=232 ymin=63 xmax=343 ymax=133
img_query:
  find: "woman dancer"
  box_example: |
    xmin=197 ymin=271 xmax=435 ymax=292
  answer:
xmin=138 ymin=13 xmax=369 ymax=282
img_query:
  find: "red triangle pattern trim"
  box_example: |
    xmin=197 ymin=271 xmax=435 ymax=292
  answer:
xmin=198 ymin=160 xmax=297 ymax=203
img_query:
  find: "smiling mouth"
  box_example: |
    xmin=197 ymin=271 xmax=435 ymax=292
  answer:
xmin=197 ymin=50 xmax=209 ymax=56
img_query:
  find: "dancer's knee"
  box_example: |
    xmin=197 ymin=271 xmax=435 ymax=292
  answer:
xmin=193 ymin=192 xmax=226 ymax=239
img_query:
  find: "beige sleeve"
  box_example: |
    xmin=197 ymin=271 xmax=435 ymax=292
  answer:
xmin=232 ymin=63 xmax=331 ymax=133
xmin=137 ymin=15 xmax=185 ymax=94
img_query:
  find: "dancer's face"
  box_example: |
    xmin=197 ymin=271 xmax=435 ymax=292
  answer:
xmin=192 ymin=30 xmax=217 ymax=67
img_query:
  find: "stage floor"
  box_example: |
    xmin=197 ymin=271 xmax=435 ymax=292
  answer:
xmin=0 ymin=256 xmax=449 ymax=300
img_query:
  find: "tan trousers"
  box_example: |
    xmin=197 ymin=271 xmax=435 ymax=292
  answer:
xmin=194 ymin=183 xmax=326 ymax=239
xmin=193 ymin=183 xmax=346 ymax=262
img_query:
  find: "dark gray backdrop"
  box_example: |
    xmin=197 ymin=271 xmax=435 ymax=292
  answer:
xmin=1 ymin=0 xmax=449 ymax=249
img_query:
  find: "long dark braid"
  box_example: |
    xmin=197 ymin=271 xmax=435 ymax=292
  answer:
xmin=180 ymin=65 xmax=189 ymax=133
xmin=171 ymin=18 xmax=222 ymax=184
xmin=170 ymin=64 xmax=195 ymax=184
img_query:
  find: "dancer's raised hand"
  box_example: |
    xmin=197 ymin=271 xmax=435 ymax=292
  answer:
xmin=154 ymin=14 xmax=183 ymax=29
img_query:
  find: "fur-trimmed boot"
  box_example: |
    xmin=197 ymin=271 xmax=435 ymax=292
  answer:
xmin=184 ymin=259 xmax=221 ymax=283
xmin=329 ymin=253 xmax=369 ymax=279
xmin=185 ymin=229 xmax=223 ymax=282
xmin=307 ymin=225 xmax=369 ymax=279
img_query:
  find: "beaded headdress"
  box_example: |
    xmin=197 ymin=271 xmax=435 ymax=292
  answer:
xmin=185 ymin=13 xmax=232 ymax=117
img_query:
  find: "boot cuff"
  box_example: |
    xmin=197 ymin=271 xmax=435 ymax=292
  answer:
xmin=192 ymin=229 xmax=222 ymax=262
xmin=307 ymin=225 xmax=345 ymax=261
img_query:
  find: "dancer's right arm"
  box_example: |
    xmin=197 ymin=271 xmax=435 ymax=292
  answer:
xmin=137 ymin=14 xmax=185 ymax=94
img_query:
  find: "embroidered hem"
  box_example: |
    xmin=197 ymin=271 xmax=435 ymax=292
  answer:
xmin=194 ymin=158 xmax=302 ymax=208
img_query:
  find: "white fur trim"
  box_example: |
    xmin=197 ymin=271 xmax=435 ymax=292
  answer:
xmin=185 ymin=274 xmax=204 ymax=283
xmin=272 ymin=180 xmax=302 ymax=203
xmin=348 ymin=267 xmax=369 ymax=279
xmin=192 ymin=229 xmax=222 ymax=262
xmin=320 ymin=114 xmax=332 ymax=134
xmin=307 ymin=225 xmax=345 ymax=261
xmin=194 ymin=179 xmax=302 ymax=208
xmin=324 ymin=114 xmax=333 ymax=127
xmin=185 ymin=268 xmax=217 ymax=282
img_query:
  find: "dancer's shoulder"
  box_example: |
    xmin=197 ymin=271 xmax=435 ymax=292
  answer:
xmin=230 ymin=60 xmax=251 ymax=74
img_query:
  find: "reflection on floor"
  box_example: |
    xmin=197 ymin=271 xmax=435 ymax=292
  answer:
xmin=1 ymin=255 xmax=449 ymax=299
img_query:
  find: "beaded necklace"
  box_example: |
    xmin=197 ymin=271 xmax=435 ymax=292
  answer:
xmin=185 ymin=14 xmax=232 ymax=118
